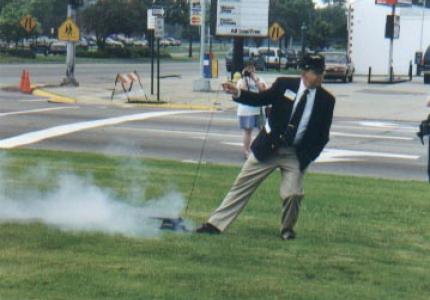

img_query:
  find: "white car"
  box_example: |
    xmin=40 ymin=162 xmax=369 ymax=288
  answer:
xmin=258 ymin=47 xmax=288 ymax=69
xmin=159 ymin=39 xmax=172 ymax=47
xmin=132 ymin=39 xmax=148 ymax=48
xmin=106 ymin=38 xmax=124 ymax=48
xmin=49 ymin=41 xmax=67 ymax=55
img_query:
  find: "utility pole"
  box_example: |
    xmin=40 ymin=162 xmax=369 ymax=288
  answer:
xmin=193 ymin=0 xmax=210 ymax=91
xmin=199 ymin=0 xmax=206 ymax=78
xmin=62 ymin=0 xmax=80 ymax=86
xmin=420 ymin=0 xmax=427 ymax=52
xmin=388 ymin=4 xmax=396 ymax=82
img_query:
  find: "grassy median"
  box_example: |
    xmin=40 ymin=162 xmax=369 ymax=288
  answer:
xmin=0 ymin=149 xmax=429 ymax=300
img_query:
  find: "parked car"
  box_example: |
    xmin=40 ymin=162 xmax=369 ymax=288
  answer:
xmin=132 ymin=39 xmax=148 ymax=48
xmin=106 ymin=38 xmax=124 ymax=48
xmin=77 ymin=37 xmax=89 ymax=50
xmin=0 ymin=39 xmax=7 ymax=49
xmin=258 ymin=47 xmax=287 ymax=69
xmin=285 ymin=49 xmax=299 ymax=69
xmin=419 ymin=46 xmax=430 ymax=74
xmin=225 ymin=47 xmax=265 ymax=72
xmin=30 ymin=36 xmax=54 ymax=55
xmin=49 ymin=40 xmax=67 ymax=55
xmin=167 ymin=37 xmax=181 ymax=46
xmin=160 ymin=38 xmax=172 ymax=47
xmin=320 ymin=51 xmax=354 ymax=83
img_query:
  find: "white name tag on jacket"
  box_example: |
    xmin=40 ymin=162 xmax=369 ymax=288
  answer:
xmin=283 ymin=89 xmax=297 ymax=102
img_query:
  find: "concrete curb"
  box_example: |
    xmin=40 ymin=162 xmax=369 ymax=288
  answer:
xmin=33 ymin=88 xmax=226 ymax=111
xmin=32 ymin=88 xmax=78 ymax=104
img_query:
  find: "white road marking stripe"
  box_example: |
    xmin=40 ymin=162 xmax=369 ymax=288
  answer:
xmin=332 ymin=124 xmax=417 ymax=133
xmin=18 ymin=99 xmax=48 ymax=103
xmin=0 ymin=106 xmax=78 ymax=117
xmin=222 ymin=143 xmax=420 ymax=162
xmin=117 ymin=127 xmax=414 ymax=142
xmin=318 ymin=149 xmax=419 ymax=162
xmin=331 ymin=131 xmax=413 ymax=141
xmin=114 ymin=126 xmax=243 ymax=139
xmin=0 ymin=110 xmax=201 ymax=149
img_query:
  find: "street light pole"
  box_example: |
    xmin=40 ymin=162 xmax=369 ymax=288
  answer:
xmin=192 ymin=0 xmax=210 ymax=91
xmin=420 ymin=0 xmax=427 ymax=52
xmin=199 ymin=0 xmax=206 ymax=78
xmin=301 ymin=23 xmax=307 ymax=56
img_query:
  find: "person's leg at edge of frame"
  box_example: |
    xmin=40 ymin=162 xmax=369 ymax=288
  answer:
xmin=207 ymin=153 xmax=278 ymax=232
xmin=278 ymin=148 xmax=305 ymax=240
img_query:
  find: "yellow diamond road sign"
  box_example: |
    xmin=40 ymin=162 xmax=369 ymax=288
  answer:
xmin=269 ymin=22 xmax=285 ymax=42
xmin=20 ymin=15 xmax=37 ymax=33
xmin=58 ymin=18 xmax=80 ymax=42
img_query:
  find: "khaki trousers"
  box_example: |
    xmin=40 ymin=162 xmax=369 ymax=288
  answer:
xmin=208 ymin=147 xmax=305 ymax=233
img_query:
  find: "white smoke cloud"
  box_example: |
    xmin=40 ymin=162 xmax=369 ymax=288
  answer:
xmin=0 ymin=155 xmax=192 ymax=238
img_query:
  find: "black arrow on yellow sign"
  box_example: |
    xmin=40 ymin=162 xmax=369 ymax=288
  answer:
xmin=269 ymin=22 xmax=285 ymax=42
xmin=20 ymin=15 xmax=36 ymax=33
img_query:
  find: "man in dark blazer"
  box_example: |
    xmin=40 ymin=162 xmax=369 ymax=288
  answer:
xmin=196 ymin=54 xmax=336 ymax=240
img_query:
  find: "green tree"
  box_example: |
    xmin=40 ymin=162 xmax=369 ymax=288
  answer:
xmin=30 ymin=0 xmax=67 ymax=36
xmin=81 ymin=0 xmax=146 ymax=49
xmin=0 ymin=0 xmax=32 ymax=44
xmin=270 ymin=0 xmax=316 ymax=42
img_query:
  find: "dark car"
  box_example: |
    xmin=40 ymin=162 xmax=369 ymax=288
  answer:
xmin=285 ymin=49 xmax=298 ymax=69
xmin=225 ymin=47 xmax=265 ymax=72
xmin=320 ymin=51 xmax=355 ymax=83
xmin=420 ymin=46 xmax=430 ymax=83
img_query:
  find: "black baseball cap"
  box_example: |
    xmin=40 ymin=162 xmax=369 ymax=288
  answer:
xmin=299 ymin=54 xmax=325 ymax=74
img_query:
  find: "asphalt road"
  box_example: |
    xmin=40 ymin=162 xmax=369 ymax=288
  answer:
xmin=0 ymin=87 xmax=428 ymax=182
xmin=0 ymin=62 xmax=200 ymax=86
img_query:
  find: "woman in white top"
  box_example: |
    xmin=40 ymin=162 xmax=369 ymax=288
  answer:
xmin=236 ymin=64 xmax=268 ymax=158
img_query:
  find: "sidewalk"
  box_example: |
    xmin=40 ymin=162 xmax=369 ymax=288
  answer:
xmin=30 ymin=72 xmax=430 ymax=122
xmin=35 ymin=75 xmax=235 ymax=111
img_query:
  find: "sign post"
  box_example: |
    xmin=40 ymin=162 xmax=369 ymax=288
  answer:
xmin=376 ymin=0 xmax=412 ymax=81
xmin=269 ymin=22 xmax=286 ymax=72
xmin=193 ymin=0 xmax=211 ymax=92
xmin=148 ymin=9 xmax=155 ymax=95
xmin=154 ymin=14 xmax=165 ymax=102
xmin=189 ymin=0 xmax=202 ymax=59
xmin=60 ymin=2 xmax=80 ymax=86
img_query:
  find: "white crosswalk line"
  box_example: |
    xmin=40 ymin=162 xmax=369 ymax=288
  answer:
xmin=0 ymin=110 xmax=202 ymax=149
xmin=0 ymin=106 xmax=78 ymax=117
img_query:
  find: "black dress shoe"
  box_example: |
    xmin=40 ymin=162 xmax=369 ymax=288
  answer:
xmin=280 ymin=229 xmax=296 ymax=240
xmin=195 ymin=223 xmax=221 ymax=234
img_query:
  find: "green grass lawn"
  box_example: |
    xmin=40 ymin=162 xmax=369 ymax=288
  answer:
xmin=0 ymin=149 xmax=429 ymax=300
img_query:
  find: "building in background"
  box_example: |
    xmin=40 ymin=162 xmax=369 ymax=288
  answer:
xmin=349 ymin=0 xmax=430 ymax=75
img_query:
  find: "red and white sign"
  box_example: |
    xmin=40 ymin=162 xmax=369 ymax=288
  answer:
xmin=375 ymin=0 xmax=412 ymax=6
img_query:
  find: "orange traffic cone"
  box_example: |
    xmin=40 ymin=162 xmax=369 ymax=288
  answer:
xmin=20 ymin=70 xmax=32 ymax=94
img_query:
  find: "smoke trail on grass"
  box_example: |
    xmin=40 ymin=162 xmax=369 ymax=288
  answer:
xmin=0 ymin=154 xmax=191 ymax=238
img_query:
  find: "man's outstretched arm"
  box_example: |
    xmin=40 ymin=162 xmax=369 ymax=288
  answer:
xmin=223 ymin=78 xmax=282 ymax=107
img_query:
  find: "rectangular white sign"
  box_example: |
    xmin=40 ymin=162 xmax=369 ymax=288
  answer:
xmin=154 ymin=17 xmax=164 ymax=39
xmin=147 ymin=9 xmax=155 ymax=30
xmin=216 ymin=0 xmax=269 ymax=37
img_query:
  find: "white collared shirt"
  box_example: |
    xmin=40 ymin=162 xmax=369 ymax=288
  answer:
xmin=290 ymin=80 xmax=316 ymax=145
